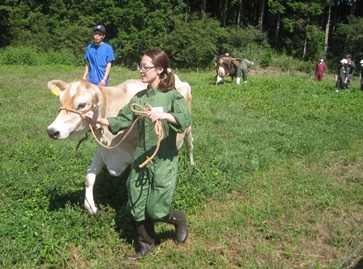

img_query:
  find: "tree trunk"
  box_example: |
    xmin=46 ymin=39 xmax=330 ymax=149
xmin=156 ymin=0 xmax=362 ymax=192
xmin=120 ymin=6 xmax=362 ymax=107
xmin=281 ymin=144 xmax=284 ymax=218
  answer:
xmin=258 ymin=0 xmax=265 ymax=31
xmin=324 ymin=4 xmax=331 ymax=55
xmin=303 ymin=34 xmax=307 ymax=60
xmin=222 ymin=0 xmax=229 ymax=27
xmin=351 ymin=1 xmax=355 ymax=15
xmin=185 ymin=0 xmax=191 ymax=21
xmin=237 ymin=0 xmax=243 ymax=28
xmin=274 ymin=13 xmax=281 ymax=50
xmin=333 ymin=2 xmax=338 ymax=31
xmin=303 ymin=16 xmax=311 ymax=60
xmin=201 ymin=0 xmax=206 ymax=21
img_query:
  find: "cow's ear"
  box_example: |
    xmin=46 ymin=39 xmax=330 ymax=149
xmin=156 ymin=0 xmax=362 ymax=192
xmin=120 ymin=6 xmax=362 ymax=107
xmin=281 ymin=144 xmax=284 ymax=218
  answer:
xmin=92 ymin=92 xmax=102 ymax=108
xmin=47 ymin=80 xmax=68 ymax=92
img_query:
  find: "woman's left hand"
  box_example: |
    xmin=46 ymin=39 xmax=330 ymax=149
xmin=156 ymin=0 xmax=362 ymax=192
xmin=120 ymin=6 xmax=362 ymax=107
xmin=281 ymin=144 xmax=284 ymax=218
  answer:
xmin=147 ymin=110 xmax=164 ymax=122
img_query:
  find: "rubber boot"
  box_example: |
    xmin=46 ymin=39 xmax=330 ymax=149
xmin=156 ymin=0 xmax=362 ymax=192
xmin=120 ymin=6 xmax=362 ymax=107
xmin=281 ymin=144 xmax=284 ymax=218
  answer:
xmin=127 ymin=219 xmax=155 ymax=260
xmin=163 ymin=210 xmax=188 ymax=243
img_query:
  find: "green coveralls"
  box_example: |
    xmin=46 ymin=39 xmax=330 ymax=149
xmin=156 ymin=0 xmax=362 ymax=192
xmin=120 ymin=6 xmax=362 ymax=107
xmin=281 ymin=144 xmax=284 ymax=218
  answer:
xmin=235 ymin=58 xmax=253 ymax=82
xmin=336 ymin=65 xmax=348 ymax=91
xmin=108 ymin=86 xmax=191 ymax=222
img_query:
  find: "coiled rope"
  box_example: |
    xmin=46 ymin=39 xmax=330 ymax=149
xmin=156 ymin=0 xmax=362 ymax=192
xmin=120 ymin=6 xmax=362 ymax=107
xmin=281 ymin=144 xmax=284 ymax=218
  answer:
xmin=87 ymin=103 xmax=163 ymax=168
xmin=130 ymin=103 xmax=164 ymax=168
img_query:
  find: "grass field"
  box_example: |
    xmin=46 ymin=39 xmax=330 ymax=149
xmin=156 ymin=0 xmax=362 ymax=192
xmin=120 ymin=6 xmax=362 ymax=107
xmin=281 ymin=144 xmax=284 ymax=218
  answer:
xmin=0 ymin=65 xmax=362 ymax=269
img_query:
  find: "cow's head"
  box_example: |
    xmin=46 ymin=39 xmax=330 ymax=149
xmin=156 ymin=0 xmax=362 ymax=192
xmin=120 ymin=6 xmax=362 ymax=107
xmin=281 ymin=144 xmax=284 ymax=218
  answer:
xmin=47 ymin=78 xmax=102 ymax=140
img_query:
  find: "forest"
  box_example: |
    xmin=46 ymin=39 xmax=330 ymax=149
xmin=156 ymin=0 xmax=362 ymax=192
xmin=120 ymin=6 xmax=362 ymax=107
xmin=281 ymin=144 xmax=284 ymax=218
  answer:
xmin=1 ymin=0 xmax=363 ymax=69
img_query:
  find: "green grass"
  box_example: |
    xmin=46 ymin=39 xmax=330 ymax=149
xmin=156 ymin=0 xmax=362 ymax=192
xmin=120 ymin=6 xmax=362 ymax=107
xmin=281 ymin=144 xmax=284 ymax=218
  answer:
xmin=0 ymin=65 xmax=362 ymax=268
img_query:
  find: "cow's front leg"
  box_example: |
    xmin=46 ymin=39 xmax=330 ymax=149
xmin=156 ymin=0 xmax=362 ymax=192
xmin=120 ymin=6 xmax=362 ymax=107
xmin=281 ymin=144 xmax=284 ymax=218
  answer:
xmin=84 ymin=148 xmax=104 ymax=215
xmin=216 ymin=75 xmax=222 ymax=85
xmin=84 ymin=172 xmax=99 ymax=215
xmin=184 ymin=126 xmax=194 ymax=166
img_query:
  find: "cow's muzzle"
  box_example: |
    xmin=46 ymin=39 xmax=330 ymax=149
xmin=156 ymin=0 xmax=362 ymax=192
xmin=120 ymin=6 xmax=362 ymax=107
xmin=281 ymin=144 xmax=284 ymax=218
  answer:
xmin=47 ymin=127 xmax=60 ymax=139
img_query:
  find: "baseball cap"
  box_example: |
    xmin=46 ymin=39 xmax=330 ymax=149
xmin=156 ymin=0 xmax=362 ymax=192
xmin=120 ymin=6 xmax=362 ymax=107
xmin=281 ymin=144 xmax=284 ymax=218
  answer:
xmin=93 ymin=25 xmax=106 ymax=34
xmin=346 ymin=54 xmax=352 ymax=59
xmin=340 ymin=59 xmax=348 ymax=64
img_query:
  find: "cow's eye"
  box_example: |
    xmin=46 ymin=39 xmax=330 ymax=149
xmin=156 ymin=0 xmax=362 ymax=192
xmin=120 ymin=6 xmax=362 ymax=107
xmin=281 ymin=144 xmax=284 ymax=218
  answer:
xmin=77 ymin=103 xmax=86 ymax=109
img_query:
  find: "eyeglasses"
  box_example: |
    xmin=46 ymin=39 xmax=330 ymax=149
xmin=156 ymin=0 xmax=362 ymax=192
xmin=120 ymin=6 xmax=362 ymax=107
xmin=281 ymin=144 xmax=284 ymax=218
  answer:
xmin=139 ymin=65 xmax=157 ymax=72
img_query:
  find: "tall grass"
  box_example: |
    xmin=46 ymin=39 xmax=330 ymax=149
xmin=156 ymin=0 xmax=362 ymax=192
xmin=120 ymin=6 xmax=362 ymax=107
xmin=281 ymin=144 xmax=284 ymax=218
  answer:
xmin=0 ymin=65 xmax=362 ymax=268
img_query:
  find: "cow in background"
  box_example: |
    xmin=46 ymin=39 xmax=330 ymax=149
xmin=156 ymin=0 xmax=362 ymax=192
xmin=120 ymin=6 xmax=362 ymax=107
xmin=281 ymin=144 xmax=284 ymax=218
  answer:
xmin=215 ymin=57 xmax=238 ymax=85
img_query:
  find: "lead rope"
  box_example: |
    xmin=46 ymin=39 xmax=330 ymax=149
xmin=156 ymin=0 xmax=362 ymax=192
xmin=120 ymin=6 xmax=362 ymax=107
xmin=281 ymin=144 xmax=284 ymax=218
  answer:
xmin=88 ymin=117 xmax=139 ymax=150
xmin=130 ymin=103 xmax=164 ymax=168
xmin=87 ymin=103 xmax=163 ymax=168
xmin=59 ymin=102 xmax=163 ymax=167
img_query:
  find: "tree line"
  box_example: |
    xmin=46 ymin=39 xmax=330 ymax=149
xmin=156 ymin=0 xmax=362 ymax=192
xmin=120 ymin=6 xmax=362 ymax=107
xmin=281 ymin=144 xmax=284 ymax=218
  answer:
xmin=0 ymin=0 xmax=362 ymax=68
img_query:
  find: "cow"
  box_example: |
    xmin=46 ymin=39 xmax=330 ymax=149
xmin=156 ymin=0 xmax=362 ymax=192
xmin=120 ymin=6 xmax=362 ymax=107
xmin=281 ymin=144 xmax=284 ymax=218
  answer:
xmin=215 ymin=57 xmax=238 ymax=85
xmin=46 ymin=76 xmax=194 ymax=215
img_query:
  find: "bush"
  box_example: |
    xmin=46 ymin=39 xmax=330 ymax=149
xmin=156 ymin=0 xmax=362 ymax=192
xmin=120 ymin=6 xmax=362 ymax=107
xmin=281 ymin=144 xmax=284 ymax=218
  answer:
xmin=272 ymin=53 xmax=314 ymax=73
xmin=214 ymin=25 xmax=272 ymax=66
xmin=0 ymin=46 xmax=84 ymax=66
xmin=260 ymin=49 xmax=273 ymax=68
xmin=227 ymin=25 xmax=270 ymax=50
xmin=164 ymin=15 xmax=228 ymax=68
xmin=41 ymin=49 xmax=84 ymax=66
xmin=0 ymin=46 xmax=38 ymax=65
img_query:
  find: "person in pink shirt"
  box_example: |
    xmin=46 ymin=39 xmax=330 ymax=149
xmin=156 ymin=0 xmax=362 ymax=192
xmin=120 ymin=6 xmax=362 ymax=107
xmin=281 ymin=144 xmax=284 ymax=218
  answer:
xmin=315 ymin=58 xmax=326 ymax=81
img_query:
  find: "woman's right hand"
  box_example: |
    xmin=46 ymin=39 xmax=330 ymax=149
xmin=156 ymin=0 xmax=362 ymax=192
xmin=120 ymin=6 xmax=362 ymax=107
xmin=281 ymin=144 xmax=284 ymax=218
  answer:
xmin=84 ymin=110 xmax=97 ymax=122
xmin=83 ymin=109 xmax=110 ymax=126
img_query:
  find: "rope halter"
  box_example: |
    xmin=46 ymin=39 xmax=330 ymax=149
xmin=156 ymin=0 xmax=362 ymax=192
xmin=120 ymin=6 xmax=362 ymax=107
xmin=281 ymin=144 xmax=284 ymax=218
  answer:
xmin=57 ymin=104 xmax=96 ymax=135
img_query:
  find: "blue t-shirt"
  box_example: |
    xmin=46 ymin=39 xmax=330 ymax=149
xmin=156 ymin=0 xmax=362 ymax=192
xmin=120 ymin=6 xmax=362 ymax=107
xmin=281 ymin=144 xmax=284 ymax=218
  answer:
xmin=84 ymin=42 xmax=115 ymax=86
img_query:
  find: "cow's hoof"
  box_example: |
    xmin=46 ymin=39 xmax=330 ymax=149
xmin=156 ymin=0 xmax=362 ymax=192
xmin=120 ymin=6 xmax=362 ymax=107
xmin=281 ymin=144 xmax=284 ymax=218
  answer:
xmin=86 ymin=207 xmax=100 ymax=216
xmin=84 ymin=201 xmax=100 ymax=216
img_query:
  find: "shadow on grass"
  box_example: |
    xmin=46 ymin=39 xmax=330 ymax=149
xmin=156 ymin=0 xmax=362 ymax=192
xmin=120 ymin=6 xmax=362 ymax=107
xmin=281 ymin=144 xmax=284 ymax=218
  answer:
xmin=92 ymin=166 xmax=135 ymax=244
xmin=47 ymin=165 xmax=180 ymax=248
xmin=353 ymin=257 xmax=363 ymax=269
xmin=47 ymin=165 xmax=134 ymax=241
xmin=93 ymin=166 xmax=184 ymax=246
xmin=47 ymin=190 xmax=84 ymax=211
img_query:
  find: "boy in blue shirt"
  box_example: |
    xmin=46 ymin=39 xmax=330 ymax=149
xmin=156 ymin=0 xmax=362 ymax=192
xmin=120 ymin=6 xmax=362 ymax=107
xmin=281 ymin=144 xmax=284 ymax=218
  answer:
xmin=83 ymin=25 xmax=115 ymax=86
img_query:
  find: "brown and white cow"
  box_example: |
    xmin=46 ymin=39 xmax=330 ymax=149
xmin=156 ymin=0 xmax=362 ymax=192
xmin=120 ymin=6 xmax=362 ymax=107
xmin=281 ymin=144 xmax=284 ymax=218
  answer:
xmin=215 ymin=57 xmax=238 ymax=85
xmin=47 ymin=76 xmax=194 ymax=215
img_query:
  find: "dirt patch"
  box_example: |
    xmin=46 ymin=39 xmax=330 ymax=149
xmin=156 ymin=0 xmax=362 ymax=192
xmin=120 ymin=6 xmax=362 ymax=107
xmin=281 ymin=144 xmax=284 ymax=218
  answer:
xmin=61 ymin=246 xmax=88 ymax=269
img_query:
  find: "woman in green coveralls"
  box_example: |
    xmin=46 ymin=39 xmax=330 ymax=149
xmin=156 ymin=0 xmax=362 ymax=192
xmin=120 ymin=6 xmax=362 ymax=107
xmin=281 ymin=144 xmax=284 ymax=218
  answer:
xmin=84 ymin=49 xmax=191 ymax=260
